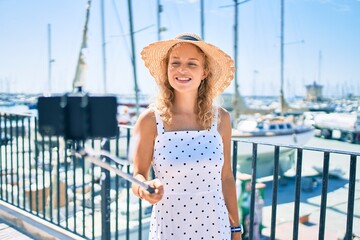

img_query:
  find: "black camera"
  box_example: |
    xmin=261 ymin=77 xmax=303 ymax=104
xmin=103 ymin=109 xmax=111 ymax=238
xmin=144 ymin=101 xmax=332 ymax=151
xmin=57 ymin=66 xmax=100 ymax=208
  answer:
xmin=37 ymin=94 xmax=118 ymax=140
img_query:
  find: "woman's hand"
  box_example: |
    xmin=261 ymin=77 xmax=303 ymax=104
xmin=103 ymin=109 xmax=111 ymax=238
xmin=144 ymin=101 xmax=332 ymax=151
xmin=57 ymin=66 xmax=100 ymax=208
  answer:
xmin=140 ymin=178 xmax=164 ymax=205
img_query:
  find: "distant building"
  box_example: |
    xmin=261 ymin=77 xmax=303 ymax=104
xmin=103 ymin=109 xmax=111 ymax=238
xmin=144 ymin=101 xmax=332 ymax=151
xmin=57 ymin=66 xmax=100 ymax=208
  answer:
xmin=305 ymin=81 xmax=323 ymax=102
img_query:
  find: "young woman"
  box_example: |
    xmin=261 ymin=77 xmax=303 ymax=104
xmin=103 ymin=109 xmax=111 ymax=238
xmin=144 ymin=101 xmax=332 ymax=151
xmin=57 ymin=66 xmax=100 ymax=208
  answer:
xmin=131 ymin=33 xmax=242 ymax=240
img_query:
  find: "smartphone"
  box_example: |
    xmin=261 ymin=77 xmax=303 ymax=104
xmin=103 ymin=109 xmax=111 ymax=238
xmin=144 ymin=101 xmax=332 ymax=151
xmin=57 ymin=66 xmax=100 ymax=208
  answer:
xmin=37 ymin=94 xmax=118 ymax=140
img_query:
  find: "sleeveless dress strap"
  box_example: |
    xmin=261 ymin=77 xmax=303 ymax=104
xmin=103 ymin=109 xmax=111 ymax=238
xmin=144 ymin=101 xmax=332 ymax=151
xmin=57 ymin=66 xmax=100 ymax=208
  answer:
xmin=210 ymin=107 xmax=219 ymax=132
xmin=153 ymin=108 xmax=165 ymax=135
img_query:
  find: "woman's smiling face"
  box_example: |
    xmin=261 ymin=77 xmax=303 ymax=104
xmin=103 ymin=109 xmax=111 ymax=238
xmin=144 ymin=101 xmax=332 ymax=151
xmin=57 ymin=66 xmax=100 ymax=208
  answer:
xmin=167 ymin=43 xmax=208 ymax=95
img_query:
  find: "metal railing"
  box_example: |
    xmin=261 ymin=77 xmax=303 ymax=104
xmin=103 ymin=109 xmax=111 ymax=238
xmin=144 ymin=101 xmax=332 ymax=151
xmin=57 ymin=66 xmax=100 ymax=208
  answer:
xmin=232 ymin=140 xmax=358 ymax=240
xmin=0 ymin=111 xmax=358 ymax=239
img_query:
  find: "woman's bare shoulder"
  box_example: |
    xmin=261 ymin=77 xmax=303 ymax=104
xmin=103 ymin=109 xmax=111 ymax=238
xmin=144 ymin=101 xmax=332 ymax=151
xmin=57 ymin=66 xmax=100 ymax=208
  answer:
xmin=217 ymin=107 xmax=231 ymax=134
xmin=133 ymin=108 xmax=157 ymax=134
xmin=218 ymin=107 xmax=230 ymax=122
xmin=138 ymin=108 xmax=156 ymax=122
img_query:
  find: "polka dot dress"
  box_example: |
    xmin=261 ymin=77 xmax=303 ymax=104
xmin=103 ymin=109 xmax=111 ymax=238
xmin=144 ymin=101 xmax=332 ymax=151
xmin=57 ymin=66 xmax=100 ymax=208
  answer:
xmin=149 ymin=109 xmax=231 ymax=240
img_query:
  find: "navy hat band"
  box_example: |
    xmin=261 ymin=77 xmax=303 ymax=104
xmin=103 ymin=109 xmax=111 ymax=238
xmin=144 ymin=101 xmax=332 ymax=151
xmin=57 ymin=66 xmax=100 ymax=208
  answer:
xmin=177 ymin=35 xmax=199 ymax=41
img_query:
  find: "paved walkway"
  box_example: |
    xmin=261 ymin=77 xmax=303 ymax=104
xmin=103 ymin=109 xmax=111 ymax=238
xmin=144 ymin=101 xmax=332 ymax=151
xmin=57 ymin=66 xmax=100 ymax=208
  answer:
xmin=260 ymin=175 xmax=360 ymax=240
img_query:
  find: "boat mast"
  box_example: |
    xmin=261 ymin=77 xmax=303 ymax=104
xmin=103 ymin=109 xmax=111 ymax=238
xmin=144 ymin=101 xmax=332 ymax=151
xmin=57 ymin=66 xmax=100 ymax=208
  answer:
xmin=47 ymin=24 xmax=54 ymax=94
xmin=200 ymin=0 xmax=205 ymax=39
xmin=127 ymin=0 xmax=140 ymax=116
xmin=157 ymin=0 xmax=162 ymax=41
xmin=280 ymin=0 xmax=285 ymax=114
xmin=232 ymin=0 xmax=250 ymax=123
xmin=100 ymin=0 xmax=108 ymax=93
xmin=279 ymin=0 xmax=306 ymax=113
xmin=233 ymin=0 xmax=240 ymax=122
xmin=317 ymin=50 xmax=322 ymax=84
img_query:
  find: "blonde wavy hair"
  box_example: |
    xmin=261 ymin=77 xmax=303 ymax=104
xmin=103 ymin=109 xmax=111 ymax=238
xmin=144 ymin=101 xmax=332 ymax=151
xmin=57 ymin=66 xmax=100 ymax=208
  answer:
xmin=154 ymin=43 xmax=216 ymax=129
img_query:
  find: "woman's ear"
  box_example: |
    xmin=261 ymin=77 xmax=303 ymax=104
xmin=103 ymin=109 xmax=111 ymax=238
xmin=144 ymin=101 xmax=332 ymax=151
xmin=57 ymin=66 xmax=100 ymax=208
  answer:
xmin=202 ymin=69 xmax=209 ymax=80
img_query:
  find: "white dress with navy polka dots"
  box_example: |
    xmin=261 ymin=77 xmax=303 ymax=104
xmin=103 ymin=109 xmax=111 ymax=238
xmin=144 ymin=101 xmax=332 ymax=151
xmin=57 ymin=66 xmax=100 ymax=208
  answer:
xmin=149 ymin=109 xmax=231 ymax=240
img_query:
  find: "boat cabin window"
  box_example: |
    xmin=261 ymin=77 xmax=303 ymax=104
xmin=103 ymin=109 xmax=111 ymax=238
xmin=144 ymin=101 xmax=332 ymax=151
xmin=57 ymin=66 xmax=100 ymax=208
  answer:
xmin=257 ymin=122 xmax=264 ymax=130
xmin=269 ymin=125 xmax=276 ymax=130
xmin=278 ymin=124 xmax=285 ymax=130
xmin=286 ymin=123 xmax=292 ymax=129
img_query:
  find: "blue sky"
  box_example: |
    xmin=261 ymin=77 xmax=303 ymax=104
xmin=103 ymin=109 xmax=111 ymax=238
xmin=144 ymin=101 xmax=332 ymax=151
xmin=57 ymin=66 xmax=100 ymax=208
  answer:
xmin=0 ymin=0 xmax=359 ymax=98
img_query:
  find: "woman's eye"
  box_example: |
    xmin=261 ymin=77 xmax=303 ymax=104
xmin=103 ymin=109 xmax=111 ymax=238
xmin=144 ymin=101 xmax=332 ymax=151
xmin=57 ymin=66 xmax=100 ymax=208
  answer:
xmin=188 ymin=63 xmax=197 ymax=67
xmin=171 ymin=62 xmax=180 ymax=67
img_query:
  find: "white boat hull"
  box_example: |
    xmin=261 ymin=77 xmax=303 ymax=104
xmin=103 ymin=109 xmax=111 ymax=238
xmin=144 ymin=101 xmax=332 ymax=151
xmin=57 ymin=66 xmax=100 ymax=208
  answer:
xmin=232 ymin=129 xmax=314 ymax=178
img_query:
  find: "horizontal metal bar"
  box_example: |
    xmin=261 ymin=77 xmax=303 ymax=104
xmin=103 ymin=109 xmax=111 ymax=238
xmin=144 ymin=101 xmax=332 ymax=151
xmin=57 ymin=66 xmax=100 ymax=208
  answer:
xmin=232 ymin=138 xmax=360 ymax=156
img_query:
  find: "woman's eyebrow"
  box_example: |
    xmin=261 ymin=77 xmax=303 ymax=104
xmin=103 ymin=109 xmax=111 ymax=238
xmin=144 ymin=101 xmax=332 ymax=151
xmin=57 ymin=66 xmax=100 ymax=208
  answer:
xmin=170 ymin=56 xmax=199 ymax=60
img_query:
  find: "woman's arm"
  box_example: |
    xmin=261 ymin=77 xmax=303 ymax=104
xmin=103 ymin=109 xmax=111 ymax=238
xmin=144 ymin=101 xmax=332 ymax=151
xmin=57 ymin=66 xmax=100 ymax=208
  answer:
xmin=218 ymin=108 xmax=242 ymax=239
xmin=131 ymin=109 xmax=164 ymax=204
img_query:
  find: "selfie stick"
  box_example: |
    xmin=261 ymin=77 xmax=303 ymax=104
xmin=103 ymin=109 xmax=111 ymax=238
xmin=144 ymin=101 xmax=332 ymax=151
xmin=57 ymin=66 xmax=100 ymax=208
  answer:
xmin=74 ymin=145 xmax=155 ymax=194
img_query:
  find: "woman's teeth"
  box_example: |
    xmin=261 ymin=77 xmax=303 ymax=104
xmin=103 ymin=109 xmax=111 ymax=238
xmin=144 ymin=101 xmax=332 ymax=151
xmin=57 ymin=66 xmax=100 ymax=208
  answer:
xmin=177 ymin=77 xmax=191 ymax=81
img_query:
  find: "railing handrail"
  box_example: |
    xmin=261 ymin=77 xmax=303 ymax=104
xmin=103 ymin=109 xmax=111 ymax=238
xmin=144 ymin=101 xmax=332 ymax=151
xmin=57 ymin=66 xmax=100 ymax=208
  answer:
xmin=121 ymin=123 xmax=360 ymax=156
xmin=0 ymin=111 xmax=36 ymax=118
xmin=232 ymin=137 xmax=360 ymax=156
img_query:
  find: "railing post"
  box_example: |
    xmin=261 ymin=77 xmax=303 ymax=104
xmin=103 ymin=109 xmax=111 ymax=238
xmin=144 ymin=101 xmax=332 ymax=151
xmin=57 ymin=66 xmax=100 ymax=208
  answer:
xmin=293 ymin=148 xmax=303 ymax=240
xmin=318 ymin=151 xmax=330 ymax=240
xmin=270 ymin=146 xmax=280 ymax=239
xmin=249 ymin=143 xmax=258 ymax=240
xmin=232 ymin=141 xmax=238 ymax=179
xmin=101 ymin=139 xmax=111 ymax=240
xmin=345 ymin=154 xmax=357 ymax=240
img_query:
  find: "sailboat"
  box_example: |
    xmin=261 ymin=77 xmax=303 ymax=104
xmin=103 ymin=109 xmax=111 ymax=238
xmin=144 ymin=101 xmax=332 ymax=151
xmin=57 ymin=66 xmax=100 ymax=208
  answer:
xmin=230 ymin=0 xmax=314 ymax=178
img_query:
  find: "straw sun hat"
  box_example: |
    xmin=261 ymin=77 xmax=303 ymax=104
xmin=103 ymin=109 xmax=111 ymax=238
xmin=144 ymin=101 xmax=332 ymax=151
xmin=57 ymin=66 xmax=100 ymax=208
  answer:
xmin=141 ymin=33 xmax=235 ymax=96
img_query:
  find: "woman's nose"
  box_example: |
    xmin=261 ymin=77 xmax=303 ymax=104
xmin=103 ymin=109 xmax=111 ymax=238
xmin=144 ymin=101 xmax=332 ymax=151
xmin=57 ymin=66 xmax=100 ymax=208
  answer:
xmin=177 ymin=66 xmax=188 ymax=73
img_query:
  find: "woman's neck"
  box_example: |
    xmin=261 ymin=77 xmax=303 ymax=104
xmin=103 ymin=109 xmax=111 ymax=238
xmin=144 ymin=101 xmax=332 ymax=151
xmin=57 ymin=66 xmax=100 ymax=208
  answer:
xmin=172 ymin=93 xmax=197 ymax=114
